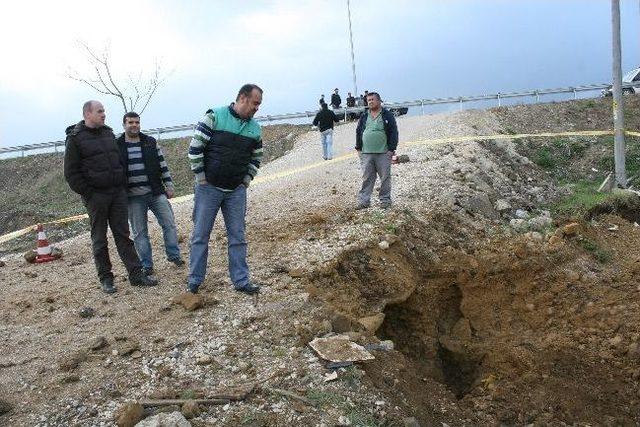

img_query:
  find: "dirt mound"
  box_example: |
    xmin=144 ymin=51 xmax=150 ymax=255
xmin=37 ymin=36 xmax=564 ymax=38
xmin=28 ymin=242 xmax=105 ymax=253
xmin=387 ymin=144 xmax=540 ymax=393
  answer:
xmin=303 ymin=208 xmax=640 ymax=425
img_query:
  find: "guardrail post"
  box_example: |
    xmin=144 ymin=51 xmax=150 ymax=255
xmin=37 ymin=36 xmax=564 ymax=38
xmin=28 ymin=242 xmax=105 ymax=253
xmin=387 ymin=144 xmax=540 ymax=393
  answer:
xmin=459 ymin=97 xmax=463 ymax=111
xmin=573 ymin=88 xmax=577 ymax=100
xmin=497 ymin=93 xmax=501 ymax=107
xmin=54 ymin=142 xmax=58 ymax=154
xmin=343 ymin=107 xmax=347 ymax=123
xmin=535 ymin=90 xmax=539 ymax=102
xmin=156 ymin=130 xmax=161 ymax=141
xmin=420 ymin=101 xmax=424 ymax=115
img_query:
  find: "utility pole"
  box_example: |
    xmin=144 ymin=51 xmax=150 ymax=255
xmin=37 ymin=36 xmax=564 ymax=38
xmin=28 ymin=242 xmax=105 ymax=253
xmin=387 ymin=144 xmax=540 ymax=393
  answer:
xmin=612 ymin=0 xmax=626 ymax=187
xmin=347 ymin=0 xmax=358 ymax=97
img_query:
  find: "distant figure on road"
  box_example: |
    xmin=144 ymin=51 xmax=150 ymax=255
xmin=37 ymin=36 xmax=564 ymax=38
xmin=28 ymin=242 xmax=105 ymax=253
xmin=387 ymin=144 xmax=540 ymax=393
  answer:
xmin=356 ymin=94 xmax=366 ymax=107
xmin=116 ymin=112 xmax=184 ymax=278
xmin=330 ymin=88 xmax=342 ymax=109
xmin=355 ymin=92 xmax=398 ymax=210
xmin=63 ymin=101 xmax=158 ymax=293
xmin=312 ymin=102 xmax=340 ymax=160
xmin=346 ymin=92 xmax=356 ymax=108
xmin=187 ymin=84 xmax=264 ymax=295
xmin=319 ymin=94 xmax=325 ymax=106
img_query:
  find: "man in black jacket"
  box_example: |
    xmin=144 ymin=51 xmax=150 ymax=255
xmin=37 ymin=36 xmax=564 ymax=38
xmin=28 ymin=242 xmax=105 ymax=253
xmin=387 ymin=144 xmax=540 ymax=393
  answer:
xmin=330 ymin=88 xmax=342 ymax=109
xmin=64 ymin=101 xmax=157 ymax=293
xmin=312 ymin=102 xmax=340 ymax=160
xmin=117 ymin=112 xmax=184 ymax=277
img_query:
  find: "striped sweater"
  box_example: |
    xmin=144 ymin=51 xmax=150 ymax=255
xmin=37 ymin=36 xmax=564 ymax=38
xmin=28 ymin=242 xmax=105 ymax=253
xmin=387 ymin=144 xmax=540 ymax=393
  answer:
xmin=188 ymin=105 xmax=263 ymax=191
xmin=125 ymin=140 xmax=174 ymax=196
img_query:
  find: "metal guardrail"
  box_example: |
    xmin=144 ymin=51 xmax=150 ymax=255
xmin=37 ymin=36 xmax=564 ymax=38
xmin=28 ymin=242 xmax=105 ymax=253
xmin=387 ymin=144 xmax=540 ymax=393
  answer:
xmin=0 ymin=82 xmax=630 ymax=157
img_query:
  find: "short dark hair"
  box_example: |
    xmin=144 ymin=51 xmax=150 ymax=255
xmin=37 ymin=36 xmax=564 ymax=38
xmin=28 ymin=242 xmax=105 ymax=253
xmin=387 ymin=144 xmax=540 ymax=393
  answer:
xmin=236 ymin=84 xmax=263 ymax=101
xmin=366 ymin=92 xmax=381 ymax=101
xmin=123 ymin=111 xmax=140 ymax=124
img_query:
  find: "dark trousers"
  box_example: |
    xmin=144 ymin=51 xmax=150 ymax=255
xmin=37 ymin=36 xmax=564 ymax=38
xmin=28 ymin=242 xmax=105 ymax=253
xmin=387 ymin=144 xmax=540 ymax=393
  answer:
xmin=83 ymin=189 xmax=142 ymax=281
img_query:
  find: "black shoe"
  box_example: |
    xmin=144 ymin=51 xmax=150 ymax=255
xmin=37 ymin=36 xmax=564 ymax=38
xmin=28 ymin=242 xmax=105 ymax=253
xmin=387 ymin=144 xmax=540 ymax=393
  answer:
xmin=169 ymin=258 xmax=185 ymax=267
xmin=142 ymin=266 xmax=155 ymax=276
xmin=186 ymin=284 xmax=199 ymax=294
xmin=130 ymin=272 xmax=158 ymax=287
xmin=380 ymin=201 xmax=392 ymax=209
xmin=101 ymin=277 xmax=117 ymax=294
xmin=234 ymin=282 xmax=260 ymax=295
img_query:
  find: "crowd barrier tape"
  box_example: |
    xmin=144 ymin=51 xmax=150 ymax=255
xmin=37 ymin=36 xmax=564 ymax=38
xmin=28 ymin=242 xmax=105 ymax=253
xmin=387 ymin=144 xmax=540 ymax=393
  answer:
xmin=0 ymin=128 xmax=637 ymax=246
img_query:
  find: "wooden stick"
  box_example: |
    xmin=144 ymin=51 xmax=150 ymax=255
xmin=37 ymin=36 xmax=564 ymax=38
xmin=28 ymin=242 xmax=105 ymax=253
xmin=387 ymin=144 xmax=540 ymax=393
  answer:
xmin=141 ymin=398 xmax=229 ymax=407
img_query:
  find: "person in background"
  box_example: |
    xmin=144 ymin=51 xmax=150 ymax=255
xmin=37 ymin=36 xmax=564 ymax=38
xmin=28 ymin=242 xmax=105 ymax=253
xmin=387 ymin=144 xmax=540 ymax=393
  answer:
xmin=312 ymin=101 xmax=340 ymax=160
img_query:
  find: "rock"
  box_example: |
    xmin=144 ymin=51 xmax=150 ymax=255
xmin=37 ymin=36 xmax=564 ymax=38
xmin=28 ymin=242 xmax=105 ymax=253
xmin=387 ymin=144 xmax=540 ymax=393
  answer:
xmin=79 ymin=307 xmax=95 ymax=319
xmin=24 ymin=271 xmax=38 ymax=278
xmin=115 ymin=402 xmax=144 ymax=427
xmin=24 ymin=250 xmax=37 ymax=263
xmin=0 ymin=260 xmax=5 ymax=267
xmin=628 ymin=342 xmax=640 ymax=356
xmin=131 ymin=351 xmax=143 ymax=359
xmin=383 ymin=234 xmax=400 ymax=245
xmin=548 ymin=235 xmax=562 ymax=245
xmin=562 ymin=222 xmax=580 ymax=236
xmin=358 ymin=313 xmax=385 ymax=334
xmin=515 ymin=209 xmax=530 ymax=219
xmin=510 ymin=218 xmax=527 ymax=231
xmin=0 ymin=399 xmax=12 ymax=415
xmin=495 ymin=199 xmax=512 ymax=212
xmin=288 ymin=268 xmax=305 ymax=278
xmin=524 ymin=231 xmax=543 ymax=242
xmin=181 ymin=400 xmax=200 ymax=419
xmin=60 ymin=374 xmax=80 ymax=384
xmin=59 ymin=351 xmax=87 ymax=372
xmin=118 ymin=340 xmax=140 ymax=356
xmin=462 ymin=194 xmax=498 ymax=219
xmin=528 ymin=215 xmax=553 ymax=230
xmin=172 ymin=293 xmax=204 ymax=311
xmin=135 ymin=411 xmax=191 ymax=427
xmin=514 ymin=245 xmax=527 ymax=259
xmin=396 ymin=154 xmax=410 ymax=163
xmin=195 ymin=355 xmax=213 ymax=365
xmin=609 ymin=335 xmax=624 ymax=348
xmin=378 ymin=241 xmax=390 ymax=250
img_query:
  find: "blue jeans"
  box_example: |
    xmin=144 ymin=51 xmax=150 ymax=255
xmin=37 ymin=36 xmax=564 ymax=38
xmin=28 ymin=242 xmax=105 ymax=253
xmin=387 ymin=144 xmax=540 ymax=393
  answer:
xmin=128 ymin=193 xmax=181 ymax=269
xmin=188 ymin=183 xmax=249 ymax=290
xmin=320 ymin=129 xmax=333 ymax=160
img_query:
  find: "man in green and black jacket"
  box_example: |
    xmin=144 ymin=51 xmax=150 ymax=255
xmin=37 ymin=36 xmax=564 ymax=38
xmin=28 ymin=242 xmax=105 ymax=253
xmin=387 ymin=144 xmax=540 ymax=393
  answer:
xmin=187 ymin=84 xmax=264 ymax=295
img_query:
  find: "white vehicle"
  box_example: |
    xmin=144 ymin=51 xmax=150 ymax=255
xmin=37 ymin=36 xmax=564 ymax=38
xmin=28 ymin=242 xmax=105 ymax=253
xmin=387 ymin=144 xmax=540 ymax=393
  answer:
xmin=602 ymin=67 xmax=640 ymax=96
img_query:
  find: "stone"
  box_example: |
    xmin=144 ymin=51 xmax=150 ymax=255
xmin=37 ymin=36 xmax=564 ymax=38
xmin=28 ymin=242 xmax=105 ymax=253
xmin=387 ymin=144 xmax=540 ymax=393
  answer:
xmin=0 ymin=260 xmax=5 ymax=267
xmin=288 ymin=268 xmax=305 ymax=278
xmin=172 ymin=293 xmax=204 ymax=311
xmin=515 ymin=209 xmax=530 ymax=219
xmin=135 ymin=411 xmax=191 ymax=427
xmin=118 ymin=340 xmax=140 ymax=356
xmin=59 ymin=351 xmax=87 ymax=372
xmin=495 ymin=199 xmax=511 ymax=212
xmin=462 ymin=194 xmax=498 ymax=219
xmin=396 ymin=154 xmax=410 ymax=163
xmin=562 ymin=222 xmax=580 ymax=236
xmin=514 ymin=245 xmax=527 ymax=259
xmin=181 ymin=400 xmax=200 ymax=419
xmin=524 ymin=231 xmax=543 ymax=242
xmin=60 ymin=374 xmax=80 ymax=384
xmin=378 ymin=241 xmax=390 ymax=250
xmin=358 ymin=313 xmax=385 ymax=334
xmin=528 ymin=215 xmax=553 ymax=230
xmin=510 ymin=218 xmax=527 ymax=231
xmin=195 ymin=355 xmax=213 ymax=365
xmin=383 ymin=234 xmax=400 ymax=245
xmin=79 ymin=307 xmax=95 ymax=319
xmin=115 ymin=402 xmax=144 ymax=427
xmin=609 ymin=335 xmax=624 ymax=348
xmin=24 ymin=250 xmax=37 ymax=263
xmin=548 ymin=235 xmax=562 ymax=245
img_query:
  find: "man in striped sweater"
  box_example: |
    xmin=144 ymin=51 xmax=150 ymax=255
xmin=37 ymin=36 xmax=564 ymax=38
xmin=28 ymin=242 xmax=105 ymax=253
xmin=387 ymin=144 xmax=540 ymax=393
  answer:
xmin=187 ymin=84 xmax=264 ymax=295
xmin=117 ymin=112 xmax=184 ymax=277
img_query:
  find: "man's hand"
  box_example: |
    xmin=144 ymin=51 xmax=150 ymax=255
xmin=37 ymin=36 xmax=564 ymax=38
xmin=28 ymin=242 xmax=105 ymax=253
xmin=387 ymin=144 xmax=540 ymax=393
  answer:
xmin=166 ymin=188 xmax=174 ymax=199
xmin=387 ymin=150 xmax=395 ymax=159
xmin=197 ymin=179 xmax=207 ymax=186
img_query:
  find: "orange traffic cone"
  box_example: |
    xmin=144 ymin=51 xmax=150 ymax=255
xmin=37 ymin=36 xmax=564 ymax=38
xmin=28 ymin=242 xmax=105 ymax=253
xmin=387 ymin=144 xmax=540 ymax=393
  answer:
xmin=35 ymin=224 xmax=55 ymax=263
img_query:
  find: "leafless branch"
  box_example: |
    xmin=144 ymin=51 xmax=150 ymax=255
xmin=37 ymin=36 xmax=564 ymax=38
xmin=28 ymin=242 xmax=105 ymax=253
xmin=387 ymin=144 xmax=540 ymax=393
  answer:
xmin=66 ymin=40 xmax=168 ymax=115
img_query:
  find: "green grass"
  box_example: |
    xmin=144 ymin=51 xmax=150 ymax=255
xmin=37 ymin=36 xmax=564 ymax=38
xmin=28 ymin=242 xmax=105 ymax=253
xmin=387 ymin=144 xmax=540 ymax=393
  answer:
xmin=550 ymin=180 xmax=609 ymax=218
xmin=306 ymin=389 xmax=345 ymax=407
xmin=579 ymin=237 xmax=612 ymax=263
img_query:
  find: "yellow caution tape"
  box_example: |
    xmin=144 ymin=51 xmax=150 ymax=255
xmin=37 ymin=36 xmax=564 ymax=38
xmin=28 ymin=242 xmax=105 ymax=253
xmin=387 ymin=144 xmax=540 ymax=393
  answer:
xmin=0 ymin=128 xmax=638 ymax=245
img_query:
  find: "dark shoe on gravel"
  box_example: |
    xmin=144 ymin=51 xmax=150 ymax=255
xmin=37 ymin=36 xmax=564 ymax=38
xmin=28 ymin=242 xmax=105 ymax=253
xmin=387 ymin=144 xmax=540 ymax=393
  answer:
xmin=234 ymin=282 xmax=260 ymax=295
xmin=130 ymin=272 xmax=158 ymax=287
xmin=101 ymin=277 xmax=117 ymax=294
xmin=186 ymin=283 xmax=199 ymax=294
xmin=142 ymin=266 xmax=155 ymax=276
xmin=169 ymin=258 xmax=185 ymax=267
xmin=355 ymin=203 xmax=370 ymax=210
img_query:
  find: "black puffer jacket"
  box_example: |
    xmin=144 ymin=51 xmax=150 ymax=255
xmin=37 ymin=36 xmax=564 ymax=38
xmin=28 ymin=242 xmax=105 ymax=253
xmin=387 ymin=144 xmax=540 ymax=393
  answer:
xmin=64 ymin=121 xmax=126 ymax=196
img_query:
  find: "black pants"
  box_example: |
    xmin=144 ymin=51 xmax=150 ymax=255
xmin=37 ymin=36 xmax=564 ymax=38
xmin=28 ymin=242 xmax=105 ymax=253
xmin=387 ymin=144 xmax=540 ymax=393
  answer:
xmin=83 ymin=189 xmax=142 ymax=281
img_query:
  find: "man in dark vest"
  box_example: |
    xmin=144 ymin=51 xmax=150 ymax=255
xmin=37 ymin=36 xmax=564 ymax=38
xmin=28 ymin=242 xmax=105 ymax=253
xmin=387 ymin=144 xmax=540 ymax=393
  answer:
xmin=187 ymin=84 xmax=264 ymax=295
xmin=116 ymin=112 xmax=184 ymax=277
xmin=64 ymin=101 xmax=158 ymax=293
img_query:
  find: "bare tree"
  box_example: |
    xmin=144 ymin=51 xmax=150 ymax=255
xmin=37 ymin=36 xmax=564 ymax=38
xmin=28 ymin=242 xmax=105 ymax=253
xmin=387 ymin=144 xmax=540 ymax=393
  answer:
xmin=67 ymin=40 xmax=168 ymax=114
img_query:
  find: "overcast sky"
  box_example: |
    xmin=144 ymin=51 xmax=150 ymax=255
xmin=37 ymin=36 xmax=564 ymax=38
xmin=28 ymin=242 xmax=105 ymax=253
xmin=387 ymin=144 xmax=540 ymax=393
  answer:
xmin=1 ymin=0 xmax=640 ymax=148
